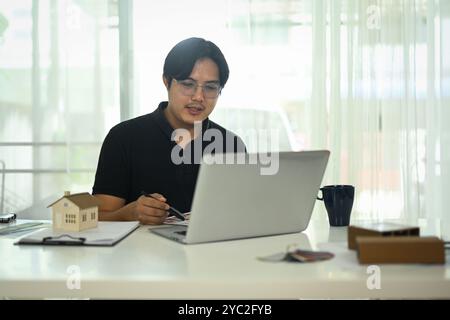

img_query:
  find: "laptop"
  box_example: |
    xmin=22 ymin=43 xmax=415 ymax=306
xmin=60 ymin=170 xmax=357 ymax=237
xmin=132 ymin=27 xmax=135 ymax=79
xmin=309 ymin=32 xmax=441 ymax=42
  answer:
xmin=151 ymin=150 xmax=330 ymax=244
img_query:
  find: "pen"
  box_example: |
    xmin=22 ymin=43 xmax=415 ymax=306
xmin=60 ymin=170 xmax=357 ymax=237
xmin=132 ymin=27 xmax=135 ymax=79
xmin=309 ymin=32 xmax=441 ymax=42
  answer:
xmin=140 ymin=191 xmax=185 ymax=221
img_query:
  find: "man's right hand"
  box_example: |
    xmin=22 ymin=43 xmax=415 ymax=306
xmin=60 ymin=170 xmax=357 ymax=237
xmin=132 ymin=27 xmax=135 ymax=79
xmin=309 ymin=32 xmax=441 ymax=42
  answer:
xmin=134 ymin=193 xmax=170 ymax=225
xmin=94 ymin=193 xmax=170 ymax=225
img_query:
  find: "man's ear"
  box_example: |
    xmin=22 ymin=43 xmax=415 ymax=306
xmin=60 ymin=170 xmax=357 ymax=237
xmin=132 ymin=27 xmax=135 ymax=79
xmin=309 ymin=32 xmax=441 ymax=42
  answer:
xmin=163 ymin=76 xmax=170 ymax=90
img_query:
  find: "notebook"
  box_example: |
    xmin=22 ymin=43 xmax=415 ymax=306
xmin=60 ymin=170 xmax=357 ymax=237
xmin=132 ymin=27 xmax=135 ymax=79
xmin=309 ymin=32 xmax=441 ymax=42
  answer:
xmin=152 ymin=150 xmax=330 ymax=244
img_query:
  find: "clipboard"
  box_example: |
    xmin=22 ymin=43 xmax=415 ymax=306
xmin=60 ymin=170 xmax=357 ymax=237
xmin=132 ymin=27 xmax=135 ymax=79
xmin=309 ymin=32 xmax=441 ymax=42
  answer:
xmin=15 ymin=221 xmax=140 ymax=246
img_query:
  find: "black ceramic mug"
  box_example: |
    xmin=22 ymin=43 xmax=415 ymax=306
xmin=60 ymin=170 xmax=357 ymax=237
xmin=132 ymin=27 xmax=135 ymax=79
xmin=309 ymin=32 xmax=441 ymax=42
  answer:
xmin=317 ymin=185 xmax=355 ymax=226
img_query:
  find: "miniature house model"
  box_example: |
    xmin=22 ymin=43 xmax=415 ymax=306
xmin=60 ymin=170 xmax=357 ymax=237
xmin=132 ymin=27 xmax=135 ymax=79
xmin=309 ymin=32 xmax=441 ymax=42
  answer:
xmin=47 ymin=191 xmax=101 ymax=232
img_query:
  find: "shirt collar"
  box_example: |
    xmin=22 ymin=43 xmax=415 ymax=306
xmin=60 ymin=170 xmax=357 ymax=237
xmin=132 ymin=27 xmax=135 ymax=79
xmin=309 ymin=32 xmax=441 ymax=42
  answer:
xmin=153 ymin=101 xmax=210 ymax=139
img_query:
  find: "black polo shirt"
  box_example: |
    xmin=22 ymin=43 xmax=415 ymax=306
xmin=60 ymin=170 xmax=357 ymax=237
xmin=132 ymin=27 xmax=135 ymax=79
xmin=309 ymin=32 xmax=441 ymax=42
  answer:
xmin=92 ymin=102 xmax=246 ymax=212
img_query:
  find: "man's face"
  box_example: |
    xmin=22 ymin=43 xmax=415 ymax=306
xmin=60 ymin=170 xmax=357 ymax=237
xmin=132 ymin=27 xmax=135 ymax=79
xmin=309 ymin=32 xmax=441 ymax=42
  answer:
xmin=164 ymin=58 xmax=220 ymax=130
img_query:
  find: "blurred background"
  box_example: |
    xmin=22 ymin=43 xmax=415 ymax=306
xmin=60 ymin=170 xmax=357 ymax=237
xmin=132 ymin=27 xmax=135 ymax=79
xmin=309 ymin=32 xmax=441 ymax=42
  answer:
xmin=1 ymin=0 xmax=449 ymax=224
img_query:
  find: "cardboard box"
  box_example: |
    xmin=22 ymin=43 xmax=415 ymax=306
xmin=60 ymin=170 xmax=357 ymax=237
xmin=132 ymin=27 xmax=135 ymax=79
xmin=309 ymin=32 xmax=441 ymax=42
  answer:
xmin=348 ymin=223 xmax=420 ymax=250
xmin=356 ymin=236 xmax=445 ymax=264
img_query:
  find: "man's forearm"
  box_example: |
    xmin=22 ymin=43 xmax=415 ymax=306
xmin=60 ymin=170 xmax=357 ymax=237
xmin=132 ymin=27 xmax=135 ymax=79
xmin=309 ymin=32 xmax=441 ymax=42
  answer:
xmin=98 ymin=202 xmax=136 ymax=221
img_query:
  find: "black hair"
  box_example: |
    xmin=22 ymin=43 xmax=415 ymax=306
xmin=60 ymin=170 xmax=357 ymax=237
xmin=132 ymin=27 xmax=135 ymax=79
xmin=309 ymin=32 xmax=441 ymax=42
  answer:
xmin=163 ymin=37 xmax=229 ymax=89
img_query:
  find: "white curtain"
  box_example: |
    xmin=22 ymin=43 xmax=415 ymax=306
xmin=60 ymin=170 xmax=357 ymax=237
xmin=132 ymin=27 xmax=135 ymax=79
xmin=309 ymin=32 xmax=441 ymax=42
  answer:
xmin=308 ymin=0 xmax=449 ymax=226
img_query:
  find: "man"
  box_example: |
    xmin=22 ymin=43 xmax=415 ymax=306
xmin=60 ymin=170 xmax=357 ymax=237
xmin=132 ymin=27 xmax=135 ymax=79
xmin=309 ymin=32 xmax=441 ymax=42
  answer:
xmin=92 ymin=37 xmax=246 ymax=225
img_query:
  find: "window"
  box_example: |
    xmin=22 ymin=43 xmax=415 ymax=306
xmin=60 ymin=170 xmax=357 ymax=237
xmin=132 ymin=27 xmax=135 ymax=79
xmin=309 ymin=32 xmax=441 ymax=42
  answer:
xmin=2 ymin=0 xmax=449 ymax=222
xmin=65 ymin=213 xmax=76 ymax=224
xmin=131 ymin=0 xmax=450 ymax=221
xmin=0 ymin=0 xmax=120 ymax=211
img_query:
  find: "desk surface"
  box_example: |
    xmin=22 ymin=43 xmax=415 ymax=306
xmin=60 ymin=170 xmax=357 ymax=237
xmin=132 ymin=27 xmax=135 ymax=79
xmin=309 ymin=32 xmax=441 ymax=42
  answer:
xmin=1 ymin=219 xmax=449 ymax=299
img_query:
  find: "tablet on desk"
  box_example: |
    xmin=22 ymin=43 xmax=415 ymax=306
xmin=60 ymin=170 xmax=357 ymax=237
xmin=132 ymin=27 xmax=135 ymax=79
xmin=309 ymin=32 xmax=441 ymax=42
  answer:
xmin=0 ymin=221 xmax=46 ymax=236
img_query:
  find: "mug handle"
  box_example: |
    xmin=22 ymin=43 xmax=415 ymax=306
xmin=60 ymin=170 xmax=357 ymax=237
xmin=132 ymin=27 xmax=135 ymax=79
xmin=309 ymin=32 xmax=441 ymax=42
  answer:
xmin=317 ymin=188 xmax=323 ymax=201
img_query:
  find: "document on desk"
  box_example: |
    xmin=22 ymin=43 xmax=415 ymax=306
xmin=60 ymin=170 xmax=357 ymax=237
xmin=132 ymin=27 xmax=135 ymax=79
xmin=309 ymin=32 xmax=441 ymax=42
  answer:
xmin=15 ymin=221 xmax=139 ymax=246
xmin=164 ymin=212 xmax=190 ymax=226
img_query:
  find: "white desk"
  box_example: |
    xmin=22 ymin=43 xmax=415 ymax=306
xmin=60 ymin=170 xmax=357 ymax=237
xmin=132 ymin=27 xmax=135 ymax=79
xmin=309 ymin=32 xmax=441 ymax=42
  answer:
xmin=1 ymin=219 xmax=449 ymax=299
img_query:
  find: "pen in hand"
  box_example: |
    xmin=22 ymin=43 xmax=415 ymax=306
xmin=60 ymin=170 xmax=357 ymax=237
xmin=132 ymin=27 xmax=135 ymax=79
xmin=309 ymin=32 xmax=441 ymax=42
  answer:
xmin=140 ymin=191 xmax=185 ymax=221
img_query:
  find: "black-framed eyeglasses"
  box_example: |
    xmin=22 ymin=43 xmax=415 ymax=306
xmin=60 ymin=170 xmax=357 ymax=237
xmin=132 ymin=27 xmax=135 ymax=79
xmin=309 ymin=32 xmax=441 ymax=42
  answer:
xmin=174 ymin=79 xmax=222 ymax=99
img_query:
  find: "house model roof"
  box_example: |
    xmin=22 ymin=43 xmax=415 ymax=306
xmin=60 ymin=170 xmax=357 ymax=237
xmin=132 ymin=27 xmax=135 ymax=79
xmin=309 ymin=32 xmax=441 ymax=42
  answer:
xmin=47 ymin=192 xmax=102 ymax=209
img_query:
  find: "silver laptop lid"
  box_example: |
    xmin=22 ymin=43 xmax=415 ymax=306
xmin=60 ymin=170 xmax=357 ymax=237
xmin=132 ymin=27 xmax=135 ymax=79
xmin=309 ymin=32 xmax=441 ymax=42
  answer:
xmin=185 ymin=150 xmax=330 ymax=244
